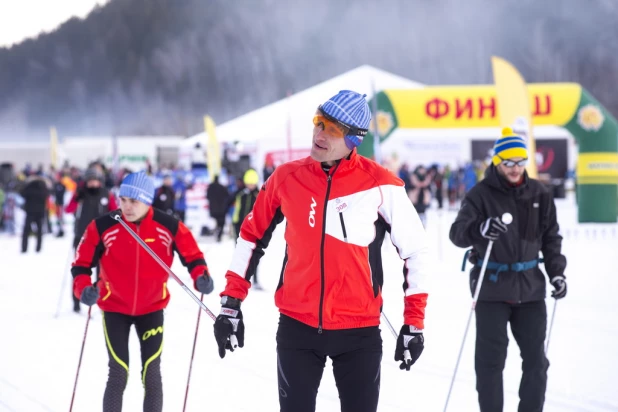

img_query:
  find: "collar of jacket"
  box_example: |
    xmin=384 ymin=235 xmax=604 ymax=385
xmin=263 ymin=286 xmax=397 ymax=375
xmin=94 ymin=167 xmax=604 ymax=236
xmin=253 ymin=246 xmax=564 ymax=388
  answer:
xmin=307 ymin=148 xmax=360 ymax=175
xmin=483 ymin=164 xmax=529 ymax=194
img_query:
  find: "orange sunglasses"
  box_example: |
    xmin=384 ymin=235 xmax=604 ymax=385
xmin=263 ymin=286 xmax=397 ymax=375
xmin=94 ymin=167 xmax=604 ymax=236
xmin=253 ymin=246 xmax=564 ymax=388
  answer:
xmin=312 ymin=114 xmax=348 ymax=138
xmin=312 ymin=106 xmax=368 ymax=139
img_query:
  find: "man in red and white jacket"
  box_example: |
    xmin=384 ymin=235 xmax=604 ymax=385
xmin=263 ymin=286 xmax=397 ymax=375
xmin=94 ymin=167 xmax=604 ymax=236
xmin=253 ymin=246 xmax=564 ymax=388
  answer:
xmin=72 ymin=171 xmax=214 ymax=412
xmin=213 ymin=90 xmax=430 ymax=412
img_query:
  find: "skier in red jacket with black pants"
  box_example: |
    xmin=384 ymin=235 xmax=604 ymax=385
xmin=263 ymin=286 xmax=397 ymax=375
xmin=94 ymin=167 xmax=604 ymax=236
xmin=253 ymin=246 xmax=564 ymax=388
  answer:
xmin=213 ymin=91 xmax=430 ymax=412
xmin=72 ymin=171 xmax=215 ymax=412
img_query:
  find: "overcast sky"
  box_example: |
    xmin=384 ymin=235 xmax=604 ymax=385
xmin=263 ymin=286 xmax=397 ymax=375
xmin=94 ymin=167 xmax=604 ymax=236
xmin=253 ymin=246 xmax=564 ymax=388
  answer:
xmin=0 ymin=0 xmax=108 ymax=47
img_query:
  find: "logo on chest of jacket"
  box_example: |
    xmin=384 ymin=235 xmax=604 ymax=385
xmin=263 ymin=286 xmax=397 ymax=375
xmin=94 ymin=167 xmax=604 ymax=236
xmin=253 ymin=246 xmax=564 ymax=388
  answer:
xmin=533 ymin=203 xmax=539 ymax=208
xmin=335 ymin=199 xmax=348 ymax=213
xmin=309 ymin=197 xmax=317 ymax=227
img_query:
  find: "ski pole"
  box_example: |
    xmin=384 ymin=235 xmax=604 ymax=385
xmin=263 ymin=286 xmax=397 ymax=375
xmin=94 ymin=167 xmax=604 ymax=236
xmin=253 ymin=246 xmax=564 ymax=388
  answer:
xmin=381 ymin=312 xmax=411 ymax=364
xmin=111 ymin=212 xmax=238 ymax=348
xmin=69 ymin=306 xmax=92 ymax=412
xmin=54 ymin=246 xmax=75 ymax=318
xmin=443 ymin=212 xmax=512 ymax=412
xmin=545 ymin=299 xmax=558 ymax=355
xmin=183 ymin=294 xmax=204 ymax=412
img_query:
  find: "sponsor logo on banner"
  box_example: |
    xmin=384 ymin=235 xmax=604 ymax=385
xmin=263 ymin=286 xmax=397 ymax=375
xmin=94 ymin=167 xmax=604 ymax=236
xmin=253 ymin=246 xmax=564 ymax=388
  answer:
xmin=577 ymin=104 xmax=605 ymax=132
xmin=576 ymin=153 xmax=618 ymax=184
xmin=387 ymin=83 xmax=581 ymax=129
xmin=370 ymin=110 xmax=395 ymax=136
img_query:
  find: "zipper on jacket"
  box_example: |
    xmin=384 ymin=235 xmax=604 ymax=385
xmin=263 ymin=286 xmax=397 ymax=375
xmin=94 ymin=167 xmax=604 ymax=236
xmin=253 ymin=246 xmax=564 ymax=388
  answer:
xmin=318 ymin=162 xmax=340 ymax=334
xmin=132 ymin=224 xmax=140 ymax=315
xmin=338 ymin=212 xmax=348 ymax=243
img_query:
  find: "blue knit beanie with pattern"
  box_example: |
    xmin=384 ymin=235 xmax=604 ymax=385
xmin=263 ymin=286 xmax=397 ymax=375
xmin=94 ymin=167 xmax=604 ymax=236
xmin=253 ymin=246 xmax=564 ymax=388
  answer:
xmin=320 ymin=90 xmax=372 ymax=149
xmin=118 ymin=171 xmax=155 ymax=205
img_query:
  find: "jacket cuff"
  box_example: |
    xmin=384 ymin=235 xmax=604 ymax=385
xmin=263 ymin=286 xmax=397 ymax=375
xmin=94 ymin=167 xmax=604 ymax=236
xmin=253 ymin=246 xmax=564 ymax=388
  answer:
xmin=221 ymin=271 xmax=251 ymax=301
xmin=190 ymin=265 xmax=208 ymax=281
xmin=550 ymin=275 xmax=566 ymax=283
xmin=403 ymin=293 xmax=428 ymax=330
xmin=73 ymin=274 xmax=92 ymax=299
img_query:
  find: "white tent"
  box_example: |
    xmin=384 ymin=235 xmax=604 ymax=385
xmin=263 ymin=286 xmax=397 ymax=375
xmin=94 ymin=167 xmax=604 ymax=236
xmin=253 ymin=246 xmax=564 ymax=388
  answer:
xmin=181 ymin=65 xmax=424 ymax=174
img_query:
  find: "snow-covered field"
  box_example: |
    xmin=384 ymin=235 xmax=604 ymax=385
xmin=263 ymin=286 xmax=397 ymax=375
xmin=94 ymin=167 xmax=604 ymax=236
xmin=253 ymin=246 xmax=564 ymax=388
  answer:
xmin=1 ymin=196 xmax=617 ymax=411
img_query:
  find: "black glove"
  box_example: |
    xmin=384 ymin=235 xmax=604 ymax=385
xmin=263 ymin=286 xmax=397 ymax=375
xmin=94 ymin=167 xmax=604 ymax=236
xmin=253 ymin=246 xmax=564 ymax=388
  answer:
xmin=479 ymin=217 xmax=508 ymax=241
xmin=195 ymin=273 xmax=214 ymax=295
xmin=214 ymin=296 xmax=244 ymax=358
xmin=394 ymin=325 xmax=424 ymax=371
xmin=550 ymin=277 xmax=567 ymax=299
xmin=80 ymin=286 xmax=99 ymax=306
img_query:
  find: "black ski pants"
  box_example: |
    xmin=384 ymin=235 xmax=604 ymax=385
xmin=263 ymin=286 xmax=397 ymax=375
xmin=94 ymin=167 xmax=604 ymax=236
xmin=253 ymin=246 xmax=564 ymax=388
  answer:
xmin=475 ymin=300 xmax=549 ymax=412
xmin=102 ymin=310 xmax=164 ymax=412
xmin=21 ymin=212 xmax=44 ymax=252
xmin=276 ymin=314 xmax=383 ymax=412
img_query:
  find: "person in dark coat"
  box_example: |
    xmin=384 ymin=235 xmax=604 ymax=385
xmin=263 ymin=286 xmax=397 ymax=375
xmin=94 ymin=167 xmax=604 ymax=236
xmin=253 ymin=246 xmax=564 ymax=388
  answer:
xmin=53 ymin=172 xmax=67 ymax=237
xmin=409 ymin=165 xmax=432 ymax=227
xmin=206 ymin=175 xmax=230 ymax=242
xmin=449 ymin=128 xmax=567 ymax=412
xmin=65 ymin=167 xmax=118 ymax=312
xmin=230 ymin=169 xmax=262 ymax=288
xmin=152 ymin=174 xmax=176 ymax=214
xmin=20 ymin=174 xmax=50 ymax=253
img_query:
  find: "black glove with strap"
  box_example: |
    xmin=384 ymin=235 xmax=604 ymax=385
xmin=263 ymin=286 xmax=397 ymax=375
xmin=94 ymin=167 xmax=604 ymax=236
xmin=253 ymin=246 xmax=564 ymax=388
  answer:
xmin=479 ymin=217 xmax=508 ymax=241
xmin=213 ymin=296 xmax=244 ymax=358
xmin=394 ymin=325 xmax=424 ymax=371
xmin=550 ymin=276 xmax=567 ymax=299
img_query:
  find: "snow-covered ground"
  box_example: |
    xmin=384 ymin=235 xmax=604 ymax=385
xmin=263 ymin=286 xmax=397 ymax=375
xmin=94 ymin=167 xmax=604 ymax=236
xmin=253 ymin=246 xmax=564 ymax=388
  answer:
xmin=1 ymin=196 xmax=617 ymax=411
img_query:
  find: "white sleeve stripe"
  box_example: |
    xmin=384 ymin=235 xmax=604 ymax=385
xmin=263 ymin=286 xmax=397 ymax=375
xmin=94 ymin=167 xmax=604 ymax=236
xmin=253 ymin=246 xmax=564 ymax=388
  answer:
xmin=378 ymin=184 xmax=429 ymax=297
xmin=404 ymin=248 xmax=429 ymax=296
xmin=228 ymin=236 xmax=257 ymax=279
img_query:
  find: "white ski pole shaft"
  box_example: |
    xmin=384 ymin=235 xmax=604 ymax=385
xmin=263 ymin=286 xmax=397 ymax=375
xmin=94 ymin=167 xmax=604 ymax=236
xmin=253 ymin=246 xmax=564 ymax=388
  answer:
xmin=444 ymin=212 xmax=512 ymax=412
xmin=54 ymin=246 xmax=75 ymax=318
xmin=381 ymin=312 xmax=411 ymax=363
xmin=112 ymin=213 xmax=217 ymax=322
xmin=183 ymin=294 xmax=204 ymax=412
xmin=545 ymin=300 xmax=558 ymax=355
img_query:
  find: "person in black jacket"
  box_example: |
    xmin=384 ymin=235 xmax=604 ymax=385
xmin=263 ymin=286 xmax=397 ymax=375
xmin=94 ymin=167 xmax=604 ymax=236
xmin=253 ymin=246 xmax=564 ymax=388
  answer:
xmin=152 ymin=174 xmax=175 ymax=214
xmin=20 ymin=174 xmax=50 ymax=253
xmin=65 ymin=167 xmax=118 ymax=313
xmin=449 ymin=128 xmax=567 ymax=412
xmin=206 ymin=174 xmax=230 ymax=242
xmin=230 ymin=169 xmax=262 ymax=288
xmin=53 ymin=172 xmax=67 ymax=237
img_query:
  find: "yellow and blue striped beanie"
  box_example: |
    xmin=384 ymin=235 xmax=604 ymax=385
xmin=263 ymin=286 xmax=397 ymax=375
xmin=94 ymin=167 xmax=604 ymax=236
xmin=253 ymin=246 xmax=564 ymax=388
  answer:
xmin=492 ymin=127 xmax=528 ymax=166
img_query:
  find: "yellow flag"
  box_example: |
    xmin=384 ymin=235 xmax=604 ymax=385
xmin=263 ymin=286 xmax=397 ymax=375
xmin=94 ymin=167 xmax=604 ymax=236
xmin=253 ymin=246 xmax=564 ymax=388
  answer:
xmin=49 ymin=126 xmax=58 ymax=169
xmin=204 ymin=115 xmax=221 ymax=181
xmin=491 ymin=56 xmax=538 ymax=178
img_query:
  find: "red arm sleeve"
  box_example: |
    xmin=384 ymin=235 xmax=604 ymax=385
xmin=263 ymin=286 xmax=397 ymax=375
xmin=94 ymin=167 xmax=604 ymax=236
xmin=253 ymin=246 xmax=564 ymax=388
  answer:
xmin=64 ymin=192 xmax=79 ymax=214
xmin=174 ymin=221 xmax=208 ymax=281
xmin=71 ymin=221 xmax=101 ymax=299
xmin=222 ymin=171 xmax=284 ymax=301
xmin=108 ymin=193 xmax=118 ymax=211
